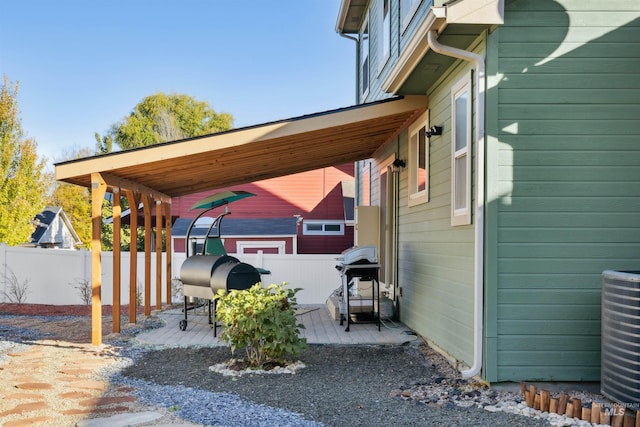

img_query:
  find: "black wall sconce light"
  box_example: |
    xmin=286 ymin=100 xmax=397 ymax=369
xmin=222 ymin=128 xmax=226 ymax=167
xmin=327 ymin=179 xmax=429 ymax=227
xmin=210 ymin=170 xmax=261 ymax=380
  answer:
xmin=392 ymin=158 xmax=406 ymax=169
xmin=426 ymin=125 xmax=443 ymax=138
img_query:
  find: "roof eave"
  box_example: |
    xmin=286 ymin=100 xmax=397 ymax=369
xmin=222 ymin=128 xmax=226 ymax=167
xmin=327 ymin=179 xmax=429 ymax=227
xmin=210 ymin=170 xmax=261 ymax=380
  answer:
xmin=54 ymin=96 xmax=427 ymax=198
xmin=381 ymin=7 xmax=448 ymax=94
xmin=382 ymin=0 xmax=504 ymax=94
xmin=335 ymin=0 xmax=367 ymax=34
xmin=335 ymin=0 xmax=350 ymax=34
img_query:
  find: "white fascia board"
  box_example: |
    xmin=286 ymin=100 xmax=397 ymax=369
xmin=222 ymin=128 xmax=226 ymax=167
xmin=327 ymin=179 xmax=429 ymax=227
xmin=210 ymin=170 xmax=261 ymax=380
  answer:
xmin=446 ymin=0 xmax=504 ymax=25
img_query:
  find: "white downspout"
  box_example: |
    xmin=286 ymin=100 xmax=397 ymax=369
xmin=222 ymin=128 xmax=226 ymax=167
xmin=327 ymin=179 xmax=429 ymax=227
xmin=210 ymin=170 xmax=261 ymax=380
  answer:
xmin=427 ymin=30 xmax=485 ymax=379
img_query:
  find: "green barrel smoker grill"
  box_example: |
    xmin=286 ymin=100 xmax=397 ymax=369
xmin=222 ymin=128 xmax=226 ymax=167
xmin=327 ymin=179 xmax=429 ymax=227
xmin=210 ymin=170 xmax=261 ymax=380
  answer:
xmin=178 ymin=191 xmax=270 ymax=336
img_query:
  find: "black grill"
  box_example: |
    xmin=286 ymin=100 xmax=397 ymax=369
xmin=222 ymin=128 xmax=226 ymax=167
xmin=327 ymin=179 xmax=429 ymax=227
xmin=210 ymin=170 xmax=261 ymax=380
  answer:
xmin=180 ymin=255 xmax=259 ymax=293
xmin=178 ymin=254 xmax=261 ymax=335
xmin=336 ymin=246 xmax=381 ymax=332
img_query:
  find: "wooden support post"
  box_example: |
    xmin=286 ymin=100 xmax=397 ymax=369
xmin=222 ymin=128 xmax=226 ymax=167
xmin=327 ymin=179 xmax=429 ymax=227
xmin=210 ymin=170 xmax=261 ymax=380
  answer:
xmin=566 ymin=400 xmax=574 ymax=418
xmin=142 ymin=194 xmax=152 ymax=317
xmin=558 ymin=393 xmax=569 ymax=415
xmin=635 ymin=410 xmax=640 ymax=427
xmin=571 ymin=398 xmax=581 ymax=419
xmin=112 ymin=187 xmax=121 ymax=333
xmin=582 ymin=407 xmax=591 ymax=422
xmin=125 ymin=190 xmax=140 ymax=324
xmin=602 ymin=409 xmax=612 ymax=426
xmin=534 ymin=393 xmax=541 ymax=410
xmin=164 ymin=202 xmax=172 ymax=305
xmin=613 ymin=405 xmax=625 ymax=427
xmin=623 ymin=413 xmax=635 ymax=427
xmin=155 ymin=200 xmax=162 ymax=310
xmin=90 ymin=173 xmax=107 ymax=346
xmin=592 ymin=402 xmax=602 ymax=424
xmin=540 ymin=390 xmax=550 ymax=412
xmin=527 ymin=385 xmax=536 ymax=407
xmin=550 ymin=397 xmax=558 ymax=414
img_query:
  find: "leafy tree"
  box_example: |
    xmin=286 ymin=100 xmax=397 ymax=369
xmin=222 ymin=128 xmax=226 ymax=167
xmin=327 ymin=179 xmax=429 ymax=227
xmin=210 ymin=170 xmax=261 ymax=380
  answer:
xmin=95 ymin=132 xmax=113 ymax=154
xmin=0 ymin=76 xmax=47 ymax=246
xmin=48 ymin=180 xmax=91 ymax=248
xmin=111 ymin=92 xmax=233 ymax=150
xmin=48 ymin=148 xmax=93 ymax=248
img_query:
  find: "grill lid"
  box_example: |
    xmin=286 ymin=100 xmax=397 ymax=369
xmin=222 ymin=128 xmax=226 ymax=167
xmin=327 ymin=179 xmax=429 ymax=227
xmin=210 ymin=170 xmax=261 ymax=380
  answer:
xmin=338 ymin=245 xmax=378 ymax=265
xmin=180 ymin=254 xmax=239 ymax=288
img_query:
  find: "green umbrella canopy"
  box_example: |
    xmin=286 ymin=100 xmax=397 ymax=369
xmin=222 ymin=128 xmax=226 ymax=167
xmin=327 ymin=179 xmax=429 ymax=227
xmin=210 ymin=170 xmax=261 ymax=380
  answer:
xmin=189 ymin=190 xmax=256 ymax=211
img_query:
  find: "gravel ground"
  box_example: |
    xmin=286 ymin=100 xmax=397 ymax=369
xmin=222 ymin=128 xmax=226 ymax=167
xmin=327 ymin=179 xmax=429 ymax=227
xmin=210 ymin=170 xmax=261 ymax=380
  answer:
xmin=112 ymin=343 xmax=548 ymax=427
xmin=1 ymin=305 xmax=606 ymax=427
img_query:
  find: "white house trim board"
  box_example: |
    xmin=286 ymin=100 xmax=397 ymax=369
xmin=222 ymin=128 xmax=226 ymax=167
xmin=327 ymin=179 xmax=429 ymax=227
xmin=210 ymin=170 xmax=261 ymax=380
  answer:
xmin=445 ymin=0 xmax=504 ymax=25
xmin=450 ymin=73 xmax=472 ymax=227
xmin=407 ymin=110 xmax=430 ymax=207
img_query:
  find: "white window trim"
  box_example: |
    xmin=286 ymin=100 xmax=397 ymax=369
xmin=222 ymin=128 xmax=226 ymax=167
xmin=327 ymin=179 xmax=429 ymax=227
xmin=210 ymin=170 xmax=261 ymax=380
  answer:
xmin=236 ymin=241 xmax=286 ymax=254
xmin=303 ymin=220 xmax=345 ymax=236
xmin=451 ymin=73 xmax=472 ymax=226
xmin=360 ymin=12 xmax=370 ymax=99
xmin=408 ymin=110 xmax=430 ymax=207
xmin=401 ymin=0 xmax=422 ymax=34
xmin=377 ymin=0 xmax=391 ymax=75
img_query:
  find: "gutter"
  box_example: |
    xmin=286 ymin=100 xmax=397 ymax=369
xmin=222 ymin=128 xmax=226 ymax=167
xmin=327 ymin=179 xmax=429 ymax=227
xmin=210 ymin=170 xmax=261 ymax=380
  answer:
xmin=337 ymin=31 xmax=360 ymax=106
xmin=427 ymin=29 xmax=486 ymax=379
xmin=336 ymin=29 xmax=360 ymax=204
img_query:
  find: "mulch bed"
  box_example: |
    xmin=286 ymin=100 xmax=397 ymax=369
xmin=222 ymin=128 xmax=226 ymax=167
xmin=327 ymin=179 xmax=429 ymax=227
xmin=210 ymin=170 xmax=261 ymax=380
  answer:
xmin=0 ymin=303 xmax=147 ymax=317
xmin=0 ymin=303 xmax=152 ymax=342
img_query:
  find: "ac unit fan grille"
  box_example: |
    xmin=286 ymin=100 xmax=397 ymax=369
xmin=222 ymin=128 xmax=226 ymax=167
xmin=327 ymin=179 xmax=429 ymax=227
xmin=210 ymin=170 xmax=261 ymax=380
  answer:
xmin=601 ymin=270 xmax=640 ymax=406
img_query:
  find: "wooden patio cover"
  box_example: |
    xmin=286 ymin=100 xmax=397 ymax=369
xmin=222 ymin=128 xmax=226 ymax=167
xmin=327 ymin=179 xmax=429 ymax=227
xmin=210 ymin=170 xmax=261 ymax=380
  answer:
xmin=54 ymin=95 xmax=426 ymax=345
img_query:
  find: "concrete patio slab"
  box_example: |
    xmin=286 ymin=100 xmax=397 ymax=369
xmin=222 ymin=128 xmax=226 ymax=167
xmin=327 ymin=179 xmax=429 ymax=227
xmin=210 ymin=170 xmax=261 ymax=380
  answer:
xmin=135 ymin=304 xmax=418 ymax=347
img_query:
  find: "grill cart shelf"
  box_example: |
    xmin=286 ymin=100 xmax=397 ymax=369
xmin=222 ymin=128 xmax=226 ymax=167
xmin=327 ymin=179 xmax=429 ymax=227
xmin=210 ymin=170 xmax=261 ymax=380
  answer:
xmin=335 ymin=245 xmax=380 ymax=332
xmin=337 ymin=263 xmax=380 ymax=332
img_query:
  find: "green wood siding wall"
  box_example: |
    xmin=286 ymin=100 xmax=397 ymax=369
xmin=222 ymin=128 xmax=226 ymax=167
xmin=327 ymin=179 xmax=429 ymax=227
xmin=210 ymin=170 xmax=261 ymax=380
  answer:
xmin=396 ymin=54 xmax=480 ymax=367
xmin=485 ymin=0 xmax=640 ymax=382
xmin=360 ymin=0 xmax=434 ymax=103
xmin=358 ymin=0 xmax=479 ymax=367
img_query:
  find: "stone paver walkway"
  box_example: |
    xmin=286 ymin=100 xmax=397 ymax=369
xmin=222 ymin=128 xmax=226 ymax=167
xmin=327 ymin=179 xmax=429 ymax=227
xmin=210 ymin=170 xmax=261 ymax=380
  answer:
xmin=0 ymin=340 xmax=157 ymax=426
xmin=0 ymin=304 xmax=416 ymax=426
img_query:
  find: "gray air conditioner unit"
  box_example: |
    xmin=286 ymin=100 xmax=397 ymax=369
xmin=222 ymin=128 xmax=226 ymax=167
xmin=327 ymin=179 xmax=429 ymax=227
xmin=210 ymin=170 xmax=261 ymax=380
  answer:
xmin=601 ymin=270 xmax=640 ymax=406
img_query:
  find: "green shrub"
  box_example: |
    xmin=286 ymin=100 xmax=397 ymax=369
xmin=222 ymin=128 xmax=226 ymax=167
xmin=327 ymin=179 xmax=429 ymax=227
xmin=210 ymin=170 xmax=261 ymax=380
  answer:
xmin=214 ymin=283 xmax=307 ymax=368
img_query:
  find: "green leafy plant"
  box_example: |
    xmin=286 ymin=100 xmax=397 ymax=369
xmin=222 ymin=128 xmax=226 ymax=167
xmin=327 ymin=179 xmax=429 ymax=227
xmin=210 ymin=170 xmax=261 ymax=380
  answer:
xmin=214 ymin=283 xmax=307 ymax=369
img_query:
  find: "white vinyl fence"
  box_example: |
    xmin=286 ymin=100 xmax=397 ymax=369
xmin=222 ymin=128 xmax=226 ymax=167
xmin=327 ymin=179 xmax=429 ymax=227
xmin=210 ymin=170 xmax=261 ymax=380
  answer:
xmin=0 ymin=243 xmax=342 ymax=306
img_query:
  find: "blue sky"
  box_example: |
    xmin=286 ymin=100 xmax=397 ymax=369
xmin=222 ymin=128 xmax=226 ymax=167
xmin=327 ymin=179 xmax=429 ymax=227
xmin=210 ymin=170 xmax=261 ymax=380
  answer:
xmin=0 ymin=1 xmax=356 ymax=166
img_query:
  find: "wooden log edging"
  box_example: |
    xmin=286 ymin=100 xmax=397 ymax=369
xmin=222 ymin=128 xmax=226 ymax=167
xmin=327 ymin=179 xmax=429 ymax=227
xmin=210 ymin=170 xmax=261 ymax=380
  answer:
xmin=521 ymin=383 xmax=637 ymax=427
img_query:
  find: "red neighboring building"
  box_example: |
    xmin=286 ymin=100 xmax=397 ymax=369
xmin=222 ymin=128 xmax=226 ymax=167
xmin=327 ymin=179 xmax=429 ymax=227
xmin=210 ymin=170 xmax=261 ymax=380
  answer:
xmin=171 ymin=164 xmax=355 ymax=255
